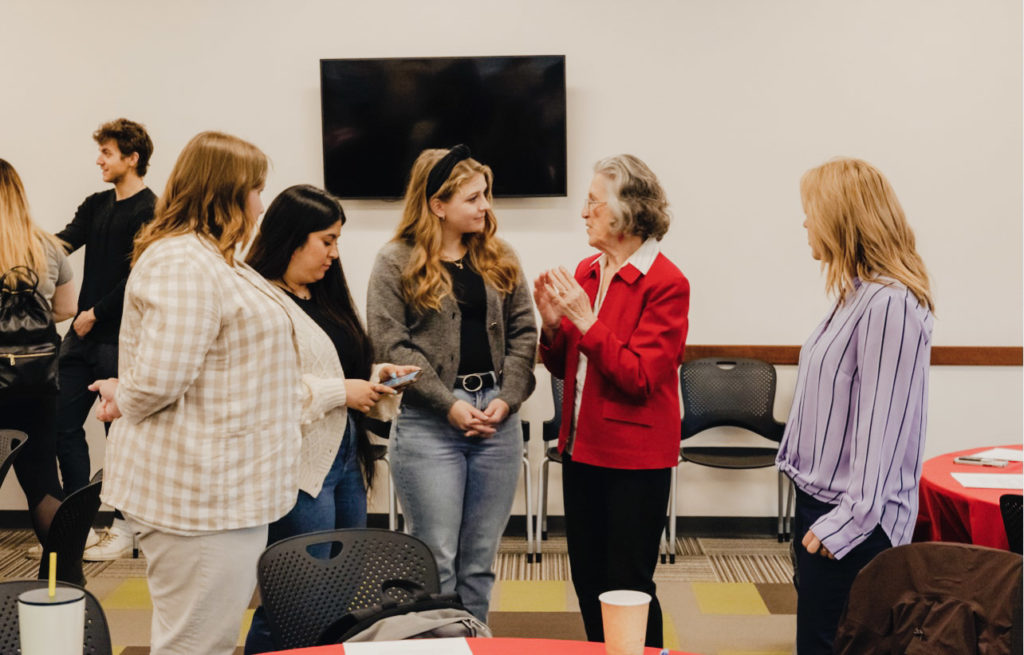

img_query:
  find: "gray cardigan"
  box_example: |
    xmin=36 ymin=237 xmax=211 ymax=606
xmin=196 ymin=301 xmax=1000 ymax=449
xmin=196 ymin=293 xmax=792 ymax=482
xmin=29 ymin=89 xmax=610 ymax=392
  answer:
xmin=367 ymin=240 xmax=537 ymax=415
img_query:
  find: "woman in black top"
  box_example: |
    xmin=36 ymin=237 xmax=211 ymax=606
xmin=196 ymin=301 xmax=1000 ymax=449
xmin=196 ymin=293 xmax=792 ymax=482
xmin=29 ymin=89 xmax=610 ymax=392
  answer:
xmin=243 ymin=184 xmax=415 ymax=654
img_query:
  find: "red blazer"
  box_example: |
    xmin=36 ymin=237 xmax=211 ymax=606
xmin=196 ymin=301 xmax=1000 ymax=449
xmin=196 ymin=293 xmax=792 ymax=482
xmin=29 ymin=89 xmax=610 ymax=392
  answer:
xmin=539 ymin=251 xmax=689 ymax=469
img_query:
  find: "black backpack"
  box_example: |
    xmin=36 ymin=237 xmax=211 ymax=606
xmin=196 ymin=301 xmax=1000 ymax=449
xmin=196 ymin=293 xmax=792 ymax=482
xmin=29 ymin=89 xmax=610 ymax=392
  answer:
xmin=0 ymin=266 xmax=60 ymax=396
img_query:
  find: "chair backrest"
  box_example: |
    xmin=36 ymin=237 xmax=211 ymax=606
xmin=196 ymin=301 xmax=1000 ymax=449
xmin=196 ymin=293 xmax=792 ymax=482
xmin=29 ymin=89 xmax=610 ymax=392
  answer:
xmin=1000 ymin=493 xmax=1023 ymax=555
xmin=0 ymin=430 xmax=27 ymax=489
xmin=834 ymin=542 xmax=1023 ymax=654
xmin=0 ymin=579 xmax=112 ymax=655
xmin=258 ymin=528 xmax=441 ymax=650
xmin=679 ymin=358 xmax=784 ymax=441
xmin=39 ymin=479 xmax=102 ymax=586
xmin=541 ymin=376 xmax=564 ymax=443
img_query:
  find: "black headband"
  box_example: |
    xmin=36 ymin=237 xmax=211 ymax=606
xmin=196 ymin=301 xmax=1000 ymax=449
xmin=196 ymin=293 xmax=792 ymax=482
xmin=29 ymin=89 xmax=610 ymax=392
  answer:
xmin=425 ymin=144 xmax=471 ymax=201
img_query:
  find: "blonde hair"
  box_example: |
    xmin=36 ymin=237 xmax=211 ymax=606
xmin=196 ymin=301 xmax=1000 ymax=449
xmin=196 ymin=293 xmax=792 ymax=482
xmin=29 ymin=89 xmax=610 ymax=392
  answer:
xmin=392 ymin=148 xmax=519 ymax=314
xmin=594 ymin=154 xmax=671 ymax=241
xmin=0 ymin=159 xmax=66 ymax=287
xmin=133 ymin=132 xmax=267 ymax=265
xmin=801 ymin=157 xmax=933 ymax=311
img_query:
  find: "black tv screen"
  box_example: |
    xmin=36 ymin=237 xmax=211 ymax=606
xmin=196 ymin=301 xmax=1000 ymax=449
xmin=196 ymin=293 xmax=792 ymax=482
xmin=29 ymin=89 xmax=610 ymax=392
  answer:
xmin=320 ymin=55 xmax=567 ymax=199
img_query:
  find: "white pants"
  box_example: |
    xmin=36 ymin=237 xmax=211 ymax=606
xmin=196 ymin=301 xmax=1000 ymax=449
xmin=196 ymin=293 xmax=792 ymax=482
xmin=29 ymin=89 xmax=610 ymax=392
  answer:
xmin=136 ymin=523 xmax=268 ymax=655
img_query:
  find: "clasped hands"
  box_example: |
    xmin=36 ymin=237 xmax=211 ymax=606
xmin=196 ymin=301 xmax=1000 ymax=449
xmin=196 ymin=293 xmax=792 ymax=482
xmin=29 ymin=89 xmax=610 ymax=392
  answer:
xmin=533 ymin=267 xmax=596 ymax=337
xmin=89 ymin=378 xmax=121 ymax=422
xmin=447 ymin=398 xmax=510 ymax=438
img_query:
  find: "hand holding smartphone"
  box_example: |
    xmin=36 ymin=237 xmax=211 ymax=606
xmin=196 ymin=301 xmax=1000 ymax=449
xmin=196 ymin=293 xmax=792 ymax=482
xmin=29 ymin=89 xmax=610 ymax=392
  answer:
xmin=383 ymin=369 xmax=421 ymax=390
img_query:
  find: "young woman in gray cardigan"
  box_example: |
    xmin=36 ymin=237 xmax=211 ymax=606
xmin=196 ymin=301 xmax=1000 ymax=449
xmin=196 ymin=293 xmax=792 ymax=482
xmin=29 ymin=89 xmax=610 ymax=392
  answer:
xmin=367 ymin=146 xmax=536 ymax=623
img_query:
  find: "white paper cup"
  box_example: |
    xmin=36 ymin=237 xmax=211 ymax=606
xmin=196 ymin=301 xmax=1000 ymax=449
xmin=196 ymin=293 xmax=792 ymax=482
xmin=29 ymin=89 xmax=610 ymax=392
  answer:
xmin=18 ymin=587 xmax=85 ymax=655
xmin=599 ymin=589 xmax=651 ymax=655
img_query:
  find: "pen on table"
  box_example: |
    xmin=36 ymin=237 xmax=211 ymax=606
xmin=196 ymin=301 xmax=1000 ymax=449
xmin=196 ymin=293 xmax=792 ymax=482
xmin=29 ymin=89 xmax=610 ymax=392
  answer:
xmin=954 ymin=456 xmax=1009 ymax=467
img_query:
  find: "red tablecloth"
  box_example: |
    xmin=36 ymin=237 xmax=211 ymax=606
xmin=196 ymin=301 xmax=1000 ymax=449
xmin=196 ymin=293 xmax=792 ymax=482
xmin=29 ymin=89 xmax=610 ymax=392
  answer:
xmin=269 ymin=638 xmax=695 ymax=654
xmin=915 ymin=444 xmax=1023 ymax=550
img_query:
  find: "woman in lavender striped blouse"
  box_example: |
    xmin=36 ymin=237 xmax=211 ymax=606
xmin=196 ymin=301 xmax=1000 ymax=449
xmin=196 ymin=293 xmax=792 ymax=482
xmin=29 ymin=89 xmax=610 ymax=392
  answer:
xmin=775 ymin=157 xmax=934 ymax=654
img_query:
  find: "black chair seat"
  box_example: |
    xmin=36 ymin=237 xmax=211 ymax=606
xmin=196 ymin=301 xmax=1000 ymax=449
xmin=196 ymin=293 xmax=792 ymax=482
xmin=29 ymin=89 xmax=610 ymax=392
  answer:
xmin=369 ymin=444 xmax=388 ymax=462
xmin=545 ymin=446 xmax=563 ymax=463
xmin=681 ymin=446 xmax=778 ymax=469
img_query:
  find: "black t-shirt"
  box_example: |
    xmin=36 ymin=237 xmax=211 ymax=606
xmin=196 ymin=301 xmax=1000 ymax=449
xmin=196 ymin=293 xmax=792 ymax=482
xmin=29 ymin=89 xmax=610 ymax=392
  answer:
xmin=286 ymin=293 xmax=362 ymax=378
xmin=444 ymin=260 xmax=493 ymax=374
xmin=56 ymin=187 xmax=156 ymax=343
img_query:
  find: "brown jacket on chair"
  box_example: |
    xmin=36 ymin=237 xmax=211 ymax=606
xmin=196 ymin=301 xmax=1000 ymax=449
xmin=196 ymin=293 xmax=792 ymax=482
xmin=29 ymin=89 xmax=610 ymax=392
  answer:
xmin=834 ymin=542 xmax=1022 ymax=654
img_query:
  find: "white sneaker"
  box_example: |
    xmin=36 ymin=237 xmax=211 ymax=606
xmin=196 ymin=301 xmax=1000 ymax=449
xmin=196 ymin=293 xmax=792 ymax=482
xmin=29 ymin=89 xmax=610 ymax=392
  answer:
xmin=83 ymin=526 xmax=133 ymax=561
xmin=25 ymin=527 xmax=100 ymax=559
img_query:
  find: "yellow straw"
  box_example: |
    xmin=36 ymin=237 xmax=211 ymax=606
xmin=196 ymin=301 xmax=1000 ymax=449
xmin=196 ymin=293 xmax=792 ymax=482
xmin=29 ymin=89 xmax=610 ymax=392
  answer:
xmin=48 ymin=552 xmax=56 ymax=598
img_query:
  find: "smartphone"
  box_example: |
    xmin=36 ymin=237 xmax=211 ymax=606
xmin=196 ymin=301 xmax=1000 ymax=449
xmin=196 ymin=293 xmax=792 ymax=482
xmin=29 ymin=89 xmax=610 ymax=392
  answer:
xmin=382 ymin=370 xmax=421 ymax=389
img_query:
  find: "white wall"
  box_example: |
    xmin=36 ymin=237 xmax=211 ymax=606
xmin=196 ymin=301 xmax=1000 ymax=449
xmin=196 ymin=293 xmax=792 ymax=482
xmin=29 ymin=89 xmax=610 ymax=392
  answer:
xmin=1 ymin=0 xmax=1020 ymax=518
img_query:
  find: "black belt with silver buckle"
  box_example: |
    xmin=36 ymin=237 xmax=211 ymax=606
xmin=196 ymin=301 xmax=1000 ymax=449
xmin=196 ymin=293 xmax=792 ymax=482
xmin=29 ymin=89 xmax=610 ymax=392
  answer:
xmin=455 ymin=371 xmax=497 ymax=392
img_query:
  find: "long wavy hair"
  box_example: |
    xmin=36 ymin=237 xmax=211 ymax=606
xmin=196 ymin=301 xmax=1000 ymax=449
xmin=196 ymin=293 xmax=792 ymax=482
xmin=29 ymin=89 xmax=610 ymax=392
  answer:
xmin=393 ymin=149 xmax=519 ymax=313
xmin=0 ymin=158 xmax=66 ymax=287
xmin=801 ymin=157 xmax=934 ymax=311
xmin=133 ymin=132 xmax=267 ymax=265
xmin=247 ymin=185 xmax=377 ymax=488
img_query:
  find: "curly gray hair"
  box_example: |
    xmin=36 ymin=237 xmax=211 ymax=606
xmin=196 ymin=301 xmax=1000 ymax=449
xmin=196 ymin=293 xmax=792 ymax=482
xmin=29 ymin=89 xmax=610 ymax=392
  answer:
xmin=594 ymin=154 xmax=671 ymax=241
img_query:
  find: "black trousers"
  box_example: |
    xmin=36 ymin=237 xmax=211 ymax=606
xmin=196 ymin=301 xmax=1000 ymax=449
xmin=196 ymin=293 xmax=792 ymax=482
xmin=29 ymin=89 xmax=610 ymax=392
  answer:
xmin=0 ymin=391 xmax=64 ymax=541
xmin=55 ymin=331 xmax=117 ymax=494
xmin=793 ymin=488 xmax=891 ymax=655
xmin=562 ymin=455 xmax=670 ymax=648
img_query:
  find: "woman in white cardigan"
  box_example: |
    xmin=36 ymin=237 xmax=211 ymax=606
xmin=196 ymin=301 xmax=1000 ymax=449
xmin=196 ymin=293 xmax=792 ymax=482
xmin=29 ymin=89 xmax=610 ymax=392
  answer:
xmin=243 ymin=185 xmax=418 ymax=654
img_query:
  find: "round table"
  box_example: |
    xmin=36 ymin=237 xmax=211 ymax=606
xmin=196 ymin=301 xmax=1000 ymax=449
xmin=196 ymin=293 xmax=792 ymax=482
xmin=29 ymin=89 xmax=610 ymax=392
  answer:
xmin=268 ymin=638 xmax=696 ymax=654
xmin=915 ymin=444 xmax=1023 ymax=550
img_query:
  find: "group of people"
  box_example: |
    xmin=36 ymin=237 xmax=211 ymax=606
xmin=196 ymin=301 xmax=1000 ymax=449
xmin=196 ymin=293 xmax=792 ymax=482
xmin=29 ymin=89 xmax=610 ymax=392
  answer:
xmin=0 ymin=117 xmax=933 ymax=655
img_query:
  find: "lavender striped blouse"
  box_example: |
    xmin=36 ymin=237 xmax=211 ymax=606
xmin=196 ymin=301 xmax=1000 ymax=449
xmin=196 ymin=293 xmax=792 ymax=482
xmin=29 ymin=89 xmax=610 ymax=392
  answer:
xmin=776 ymin=278 xmax=933 ymax=559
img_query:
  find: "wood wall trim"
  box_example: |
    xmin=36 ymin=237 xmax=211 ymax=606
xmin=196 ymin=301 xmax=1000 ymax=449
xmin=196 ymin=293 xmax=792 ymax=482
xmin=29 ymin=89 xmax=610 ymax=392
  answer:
xmin=683 ymin=345 xmax=1023 ymax=366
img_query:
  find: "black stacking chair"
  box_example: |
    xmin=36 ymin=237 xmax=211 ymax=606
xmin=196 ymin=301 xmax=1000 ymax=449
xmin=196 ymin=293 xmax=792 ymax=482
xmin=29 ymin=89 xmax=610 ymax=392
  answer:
xmin=520 ymin=420 xmax=535 ymax=563
xmin=0 ymin=579 xmax=112 ymax=655
xmin=535 ymin=376 xmax=564 ymax=563
xmin=38 ymin=479 xmax=102 ymax=586
xmin=667 ymin=358 xmax=792 ymax=561
xmin=1000 ymin=493 xmax=1023 ymax=555
xmin=257 ymin=528 xmax=441 ymax=651
xmin=0 ymin=430 xmax=27 ymax=488
xmin=364 ymin=418 xmax=402 ymax=531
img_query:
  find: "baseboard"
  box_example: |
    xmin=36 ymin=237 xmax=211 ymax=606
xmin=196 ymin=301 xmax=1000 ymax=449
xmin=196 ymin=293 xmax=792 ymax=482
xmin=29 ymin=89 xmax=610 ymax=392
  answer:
xmin=370 ymin=514 xmax=785 ymax=539
xmin=0 ymin=511 xmax=783 ymax=540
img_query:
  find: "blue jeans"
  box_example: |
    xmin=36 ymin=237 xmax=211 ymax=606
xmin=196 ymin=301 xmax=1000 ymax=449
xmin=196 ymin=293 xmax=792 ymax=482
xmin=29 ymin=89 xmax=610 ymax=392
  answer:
xmin=391 ymin=385 xmax=522 ymax=623
xmin=244 ymin=419 xmax=366 ymax=654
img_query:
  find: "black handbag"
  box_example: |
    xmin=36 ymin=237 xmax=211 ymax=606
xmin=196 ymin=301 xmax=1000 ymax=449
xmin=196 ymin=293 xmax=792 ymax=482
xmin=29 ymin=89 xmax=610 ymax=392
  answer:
xmin=0 ymin=266 xmax=60 ymax=395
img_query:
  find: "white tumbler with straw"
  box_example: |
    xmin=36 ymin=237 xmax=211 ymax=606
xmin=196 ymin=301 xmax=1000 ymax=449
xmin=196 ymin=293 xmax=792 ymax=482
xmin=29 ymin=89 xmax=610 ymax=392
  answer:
xmin=18 ymin=553 xmax=85 ymax=655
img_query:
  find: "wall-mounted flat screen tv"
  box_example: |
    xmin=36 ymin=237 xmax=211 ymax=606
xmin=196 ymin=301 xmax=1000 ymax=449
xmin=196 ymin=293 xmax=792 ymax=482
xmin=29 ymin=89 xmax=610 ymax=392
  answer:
xmin=320 ymin=55 xmax=567 ymax=199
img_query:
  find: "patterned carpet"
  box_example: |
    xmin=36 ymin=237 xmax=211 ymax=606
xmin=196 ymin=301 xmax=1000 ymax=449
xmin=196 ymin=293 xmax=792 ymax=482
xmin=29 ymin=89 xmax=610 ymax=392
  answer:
xmin=0 ymin=529 xmax=796 ymax=654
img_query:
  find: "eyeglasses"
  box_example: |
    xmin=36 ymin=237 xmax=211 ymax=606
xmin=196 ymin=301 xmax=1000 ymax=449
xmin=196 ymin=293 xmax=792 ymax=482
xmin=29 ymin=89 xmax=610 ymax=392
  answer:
xmin=582 ymin=199 xmax=607 ymax=212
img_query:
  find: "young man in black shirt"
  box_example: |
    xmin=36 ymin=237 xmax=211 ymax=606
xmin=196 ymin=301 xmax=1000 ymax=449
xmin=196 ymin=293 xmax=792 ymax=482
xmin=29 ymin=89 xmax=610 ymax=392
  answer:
xmin=55 ymin=118 xmax=156 ymax=560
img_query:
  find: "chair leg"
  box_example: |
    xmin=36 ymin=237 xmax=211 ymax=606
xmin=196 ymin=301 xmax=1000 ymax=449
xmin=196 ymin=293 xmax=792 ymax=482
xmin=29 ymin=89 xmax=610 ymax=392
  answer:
xmin=381 ymin=455 xmax=398 ymax=532
xmin=536 ymin=458 xmax=550 ymax=563
xmin=522 ymin=454 xmax=534 ymax=564
xmin=668 ymin=463 xmax=678 ymax=564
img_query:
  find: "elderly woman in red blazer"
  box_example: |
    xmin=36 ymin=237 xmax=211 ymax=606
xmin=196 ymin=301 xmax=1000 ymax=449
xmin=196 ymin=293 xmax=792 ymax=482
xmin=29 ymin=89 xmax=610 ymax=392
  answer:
xmin=535 ymin=154 xmax=689 ymax=649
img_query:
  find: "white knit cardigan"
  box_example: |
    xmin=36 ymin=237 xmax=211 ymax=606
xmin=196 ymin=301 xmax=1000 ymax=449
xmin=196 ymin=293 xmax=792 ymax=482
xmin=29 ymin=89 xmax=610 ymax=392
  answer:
xmin=285 ymin=295 xmax=400 ymax=497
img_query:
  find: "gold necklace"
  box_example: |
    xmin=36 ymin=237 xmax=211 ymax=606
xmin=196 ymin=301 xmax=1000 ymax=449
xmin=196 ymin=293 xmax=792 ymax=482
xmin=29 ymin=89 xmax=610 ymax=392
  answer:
xmin=443 ymin=255 xmax=465 ymax=269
